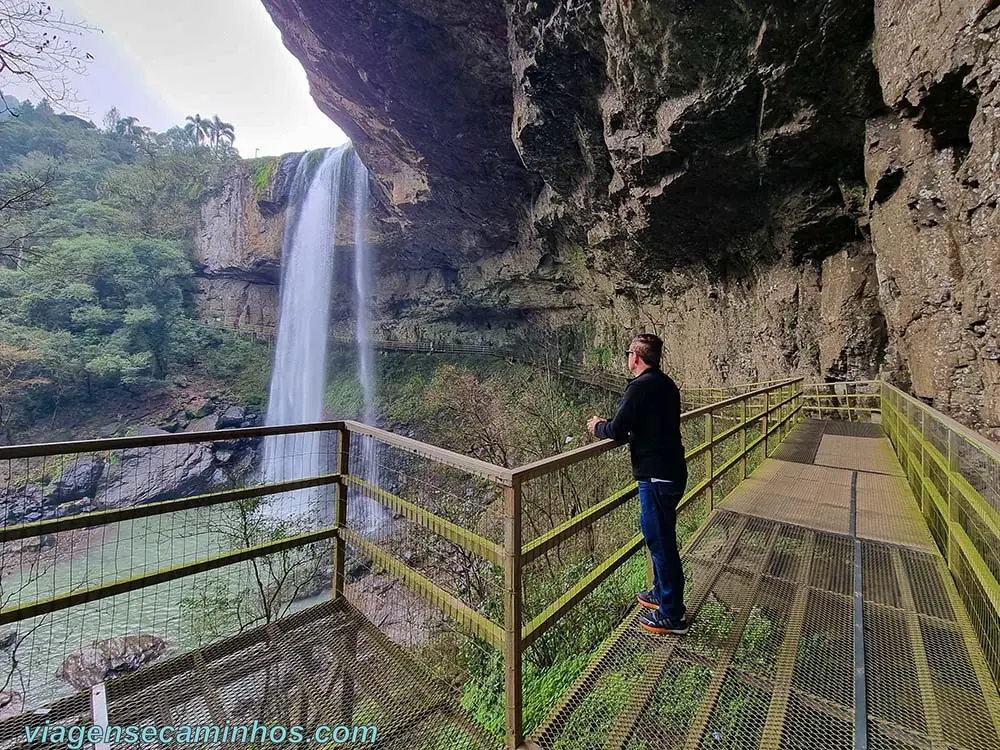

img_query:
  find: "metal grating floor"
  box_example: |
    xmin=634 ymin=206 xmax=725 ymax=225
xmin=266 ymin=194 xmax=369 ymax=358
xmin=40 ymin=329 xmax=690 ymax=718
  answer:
xmin=723 ymin=419 xmax=933 ymax=551
xmin=534 ymin=420 xmax=1000 ymax=750
xmin=0 ymin=600 xmax=499 ymax=750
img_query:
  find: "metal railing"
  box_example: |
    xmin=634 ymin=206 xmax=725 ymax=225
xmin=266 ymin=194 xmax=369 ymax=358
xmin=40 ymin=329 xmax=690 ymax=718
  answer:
xmin=882 ymin=383 xmax=1000 ymax=684
xmin=0 ymin=378 xmax=802 ymax=747
xmin=800 ymin=380 xmax=882 ymax=421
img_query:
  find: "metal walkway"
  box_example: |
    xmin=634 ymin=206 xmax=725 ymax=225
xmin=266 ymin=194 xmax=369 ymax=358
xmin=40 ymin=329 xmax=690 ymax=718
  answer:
xmin=533 ymin=419 xmax=1000 ymax=750
xmin=0 ymin=599 xmax=497 ymax=750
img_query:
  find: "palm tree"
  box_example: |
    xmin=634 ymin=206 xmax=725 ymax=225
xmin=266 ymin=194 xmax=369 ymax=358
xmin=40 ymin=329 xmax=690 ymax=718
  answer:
xmin=184 ymin=114 xmax=210 ymax=146
xmin=212 ymin=115 xmax=236 ymax=146
xmin=114 ymin=116 xmax=140 ymax=138
xmin=209 ymin=115 xmax=235 ymax=149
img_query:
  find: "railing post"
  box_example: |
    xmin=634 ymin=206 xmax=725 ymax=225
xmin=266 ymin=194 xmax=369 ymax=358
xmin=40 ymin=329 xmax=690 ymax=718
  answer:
xmin=504 ymin=477 xmax=524 ymax=749
xmin=333 ymin=426 xmax=351 ymax=600
xmin=918 ymin=411 xmax=927 ymax=515
xmin=705 ymin=412 xmax=714 ymax=511
xmin=780 ymin=385 xmax=788 ymax=440
xmin=740 ymin=397 xmax=748 ymax=481
xmin=763 ymin=390 xmax=770 ymax=459
xmin=946 ymin=428 xmax=956 ymax=571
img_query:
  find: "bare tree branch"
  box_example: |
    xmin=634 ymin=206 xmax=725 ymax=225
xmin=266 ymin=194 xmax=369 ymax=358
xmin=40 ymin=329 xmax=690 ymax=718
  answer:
xmin=0 ymin=0 xmax=100 ymax=115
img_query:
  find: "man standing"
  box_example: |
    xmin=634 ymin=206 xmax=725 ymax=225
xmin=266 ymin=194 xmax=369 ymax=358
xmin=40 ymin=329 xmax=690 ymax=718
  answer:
xmin=586 ymin=333 xmax=689 ymax=634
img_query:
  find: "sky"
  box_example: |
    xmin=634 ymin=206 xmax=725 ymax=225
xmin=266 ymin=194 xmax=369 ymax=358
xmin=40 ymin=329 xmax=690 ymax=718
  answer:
xmin=12 ymin=0 xmax=348 ymax=157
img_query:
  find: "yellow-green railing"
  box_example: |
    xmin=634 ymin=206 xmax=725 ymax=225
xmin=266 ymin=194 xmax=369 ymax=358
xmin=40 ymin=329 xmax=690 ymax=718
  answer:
xmin=0 ymin=378 xmax=806 ymax=747
xmin=882 ymin=383 xmax=1000 ymax=683
xmin=801 ymin=379 xmax=881 ymax=421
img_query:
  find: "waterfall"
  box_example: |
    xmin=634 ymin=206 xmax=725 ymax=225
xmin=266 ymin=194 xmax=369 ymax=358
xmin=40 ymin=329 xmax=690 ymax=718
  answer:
xmin=346 ymin=151 xmax=389 ymax=535
xmin=261 ymin=146 xmax=348 ymax=519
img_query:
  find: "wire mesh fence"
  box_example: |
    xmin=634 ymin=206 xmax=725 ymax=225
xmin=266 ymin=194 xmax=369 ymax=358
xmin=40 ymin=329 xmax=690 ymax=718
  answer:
xmin=882 ymin=384 xmax=1000 ymax=685
xmin=513 ymin=379 xmax=804 ymax=745
xmin=0 ymin=377 xmax=806 ymax=748
xmin=801 ymin=381 xmax=882 ymax=422
xmin=0 ymin=423 xmax=343 ymax=721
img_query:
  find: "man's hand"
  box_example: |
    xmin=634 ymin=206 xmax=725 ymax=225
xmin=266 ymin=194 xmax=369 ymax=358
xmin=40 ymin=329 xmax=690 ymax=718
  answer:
xmin=587 ymin=415 xmax=606 ymax=437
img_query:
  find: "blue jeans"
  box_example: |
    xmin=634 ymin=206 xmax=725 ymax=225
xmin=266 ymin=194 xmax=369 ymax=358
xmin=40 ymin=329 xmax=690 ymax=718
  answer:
xmin=638 ymin=480 xmax=686 ymax=620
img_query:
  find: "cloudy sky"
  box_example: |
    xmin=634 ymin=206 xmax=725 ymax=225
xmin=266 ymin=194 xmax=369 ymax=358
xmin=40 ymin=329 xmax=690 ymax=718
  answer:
xmin=21 ymin=0 xmax=348 ymax=157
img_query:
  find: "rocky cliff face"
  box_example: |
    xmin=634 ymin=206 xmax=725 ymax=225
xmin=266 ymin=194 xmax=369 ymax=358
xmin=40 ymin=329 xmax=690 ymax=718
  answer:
xmin=866 ymin=0 xmax=1000 ymax=435
xmin=195 ymin=153 xmax=303 ymax=332
xmin=238 ymin=0 xmax=998 ymax=439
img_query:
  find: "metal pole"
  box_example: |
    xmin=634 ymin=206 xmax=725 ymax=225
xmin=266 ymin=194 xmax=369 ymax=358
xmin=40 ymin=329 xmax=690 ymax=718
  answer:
xmin=333 ymin=427 xmax=351 ymax=599
xmin=504 ymin=477 xmax=524 ymax=749
xmin=763 ymin=391 xmax=770 ymax=459
xmin=705 ymin=412 xmax=714 ymax=511
xmin=946 ymin=428 xmax=956 ymax=571
xmin=740 ymin=397 xmax=747 ymax=481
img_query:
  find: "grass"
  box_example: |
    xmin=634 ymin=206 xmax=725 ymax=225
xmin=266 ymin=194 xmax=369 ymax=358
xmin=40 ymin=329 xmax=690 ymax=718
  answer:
xmin=247 ymin=157 xmax=278 ymax=194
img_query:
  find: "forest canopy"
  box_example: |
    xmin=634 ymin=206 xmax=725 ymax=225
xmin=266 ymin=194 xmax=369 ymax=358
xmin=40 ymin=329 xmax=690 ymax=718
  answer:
xmin=0 ymin=98 xmax=243 ymax=432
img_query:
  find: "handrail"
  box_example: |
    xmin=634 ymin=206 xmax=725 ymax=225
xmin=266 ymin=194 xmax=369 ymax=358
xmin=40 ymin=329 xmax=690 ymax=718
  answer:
xmin=511 ymin=378 xmax=802 ymax=483
xmin=0 ymin=376 xmax=810 ymax=741
xmin=343 ymin=419 xmax=511 ymax=484
xmin=881 ymin=381 xmax=1000 ymax=686
xmin=0 ymin=526 xmax=337 ymax=627
xmin=883 ymin=383 xmax=1000 ymax=462
xmin=0 ymin=473 xmax=342 ymax=543
xmin=0 ymin=420 xmax=346 ymax=460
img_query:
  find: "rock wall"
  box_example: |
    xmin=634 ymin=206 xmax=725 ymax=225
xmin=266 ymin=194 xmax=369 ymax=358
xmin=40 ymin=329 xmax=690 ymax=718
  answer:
xmin=195 ymin=153 xmax=303 ymax=332
xmin=866 ymin=0 xmax=1000 ymax=437
xmin=237 ymin=0 xmax=998 ymax=439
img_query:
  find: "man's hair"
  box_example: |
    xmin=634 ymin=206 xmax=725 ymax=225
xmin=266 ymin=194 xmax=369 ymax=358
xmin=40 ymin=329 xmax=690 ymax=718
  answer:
xmin=632 ymin=333 xmax=663 ymax=368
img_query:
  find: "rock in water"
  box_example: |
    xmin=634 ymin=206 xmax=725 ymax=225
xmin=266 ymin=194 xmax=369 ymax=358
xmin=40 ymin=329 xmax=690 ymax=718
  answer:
xmin=0 ymin=691 xmax=23 ymax=720
xmin=57 ymin=635 xmax=168 ymax=690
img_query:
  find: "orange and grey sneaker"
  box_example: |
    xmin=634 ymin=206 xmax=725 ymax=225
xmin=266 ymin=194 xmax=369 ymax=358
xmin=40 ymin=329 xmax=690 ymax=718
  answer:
xmin=637 ymin=590 xmax=659 ymax=610
xmin=639 ymin=610 xmax=691 ymax=635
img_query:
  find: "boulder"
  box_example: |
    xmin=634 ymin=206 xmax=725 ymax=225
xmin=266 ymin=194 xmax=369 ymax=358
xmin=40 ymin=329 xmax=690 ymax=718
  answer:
xmin=97 ymin=430 xmax=215 ymax=508
xmin=43 ymin=456 xmax=104 ymax=505
xmin=0 ymin=631 xmax=17 ymax=651
xmin=217 ymin=406 xmax=246 ymax=429
xmin=0 ymin=691 xmax=23 ymax=720
xmin=1 ymin=485 xmax=43 ymax=526
xmin=185 ymin=415 xmax=219 ymax=433
xmin=184 ymin=399 xmax=214 ymax=420
xmin=52 ymin=497 xmax=94 ymax=518
xmin=57 ymin=635 xmax=168 ymax=690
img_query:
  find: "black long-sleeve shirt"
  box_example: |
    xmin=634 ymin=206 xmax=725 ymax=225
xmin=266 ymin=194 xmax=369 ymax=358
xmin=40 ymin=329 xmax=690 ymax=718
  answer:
xmin=595 ymin=368 xmax=687 ymax=482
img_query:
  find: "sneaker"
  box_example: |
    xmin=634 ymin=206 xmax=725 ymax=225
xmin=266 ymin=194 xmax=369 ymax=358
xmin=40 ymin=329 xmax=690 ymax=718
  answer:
xmin=639 ymin=610 xmax=690 ymax=635
xmin=637 ymin=590 xmax=659 ymax=611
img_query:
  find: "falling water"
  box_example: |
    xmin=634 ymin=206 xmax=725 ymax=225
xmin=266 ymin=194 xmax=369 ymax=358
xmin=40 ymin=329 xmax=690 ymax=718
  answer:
xmin=261 ymin=146 xmax=348 ymax=519
xmin=346 ymin=151 xmax=389 ymax=534
xmin=351 ymin=153 xmax=376 ymax=425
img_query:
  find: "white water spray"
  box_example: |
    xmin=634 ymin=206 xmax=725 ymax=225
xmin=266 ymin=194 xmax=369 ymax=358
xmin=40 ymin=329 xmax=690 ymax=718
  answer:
xmin=346 ymin=152 xmax=389 ymax=534
xmin=261 ymin=146 xmax=348 ymax=519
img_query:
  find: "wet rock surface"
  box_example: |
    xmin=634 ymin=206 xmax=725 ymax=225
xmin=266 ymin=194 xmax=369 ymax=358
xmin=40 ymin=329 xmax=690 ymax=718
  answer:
xmin=56 ymin=636 xmax=169 ymax=690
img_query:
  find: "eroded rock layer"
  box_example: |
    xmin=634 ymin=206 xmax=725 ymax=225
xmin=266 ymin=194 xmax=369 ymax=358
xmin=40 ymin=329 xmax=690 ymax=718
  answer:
xmin=214 ymin=0 xmax=1000 ymax=438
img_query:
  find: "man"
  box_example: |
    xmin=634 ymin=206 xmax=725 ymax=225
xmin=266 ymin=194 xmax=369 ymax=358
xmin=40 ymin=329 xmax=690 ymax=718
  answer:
xmin=586 ymin=333 xmax=689 ymax=635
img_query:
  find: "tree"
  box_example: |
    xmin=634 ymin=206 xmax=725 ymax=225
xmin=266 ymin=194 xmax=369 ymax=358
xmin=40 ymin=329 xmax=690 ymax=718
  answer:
xmin=101 ymin=106 xmax=120 ymax=133
xmin=209 ymin=115 xmax=234 ymax=149
xmin=184 ymin=114 xmax=209 ymax=146
xmin=114 ymin=115 xmax=151 ymax=147
xmin=0 ymin=162 xmax=56 ymax=262
xmin=179 ymin=498 xmax=329 ymax=645
xmin=0 ymin=1 xmax=99 ymax=115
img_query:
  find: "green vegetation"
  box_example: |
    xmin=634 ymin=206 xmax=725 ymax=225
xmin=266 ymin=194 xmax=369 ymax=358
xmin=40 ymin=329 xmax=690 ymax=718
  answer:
xmin=249 ymin=156 xmax=278 ymax=194
xmin=0 ymin=98 xmax=254 ymax=435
